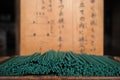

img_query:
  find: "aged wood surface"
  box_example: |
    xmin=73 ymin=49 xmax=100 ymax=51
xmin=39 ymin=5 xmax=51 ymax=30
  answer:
xmin=0 ymin=57 xmax=10 ymax=64
xmin=113 ymin=56 xmax=120 ymax=62
xmin=0 ymin=76 xmax=120 ymax=80
xmin=19 ymin=0 xmax=103 ymax=56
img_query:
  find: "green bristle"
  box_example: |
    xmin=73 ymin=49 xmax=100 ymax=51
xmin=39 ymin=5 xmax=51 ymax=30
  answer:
xmin=0 ymin=50 xmax=120 ymax=76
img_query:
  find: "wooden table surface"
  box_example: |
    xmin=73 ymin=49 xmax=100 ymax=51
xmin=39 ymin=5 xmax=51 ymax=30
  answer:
xmin=0 ymin=76 xmax=120 ymax=80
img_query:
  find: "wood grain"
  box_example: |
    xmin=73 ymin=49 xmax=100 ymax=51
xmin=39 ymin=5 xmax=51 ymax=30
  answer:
xmin=0 ymin=76 xmax=120 ymax=80
xmin=19 ymin=0 xmax=103 ymax=55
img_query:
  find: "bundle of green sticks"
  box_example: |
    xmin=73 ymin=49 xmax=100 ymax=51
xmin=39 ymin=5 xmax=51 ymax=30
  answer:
xmin=0 ymin=50 xmax=120 ymax=76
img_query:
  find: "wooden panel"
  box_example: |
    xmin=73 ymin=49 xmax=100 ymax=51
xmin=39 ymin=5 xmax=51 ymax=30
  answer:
xmin=20 ymin=0 xmax=103 ymax=55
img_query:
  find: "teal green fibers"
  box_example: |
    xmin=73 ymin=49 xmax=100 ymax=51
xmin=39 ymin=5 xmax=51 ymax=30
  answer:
xmin=0 ymin=50 xmax=120 ymax=76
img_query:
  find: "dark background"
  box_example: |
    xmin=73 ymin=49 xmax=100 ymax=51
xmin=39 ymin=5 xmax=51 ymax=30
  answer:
xmin=0 ymin=0 xmax=120 ymax=56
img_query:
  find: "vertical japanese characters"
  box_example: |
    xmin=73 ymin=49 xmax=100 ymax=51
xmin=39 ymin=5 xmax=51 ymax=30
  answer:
xmin=58 ymin=0 xmax=64 ymax=50
xmin=78 ymin=0 xmax=87 ymax=53
xmin=20 ymin=0 xmax=103 ymax=55
xmin=90 ymin=0 xmax=97 ymax=52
